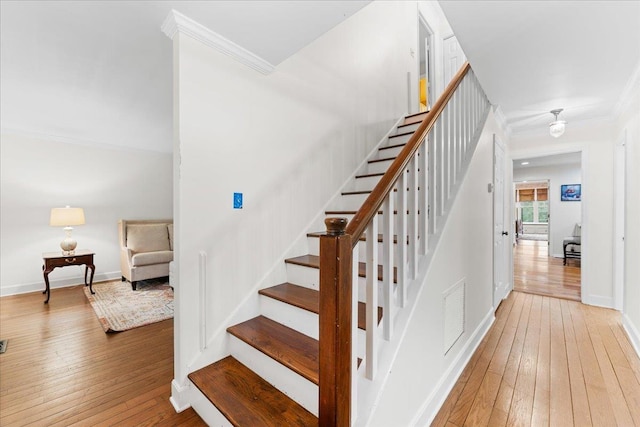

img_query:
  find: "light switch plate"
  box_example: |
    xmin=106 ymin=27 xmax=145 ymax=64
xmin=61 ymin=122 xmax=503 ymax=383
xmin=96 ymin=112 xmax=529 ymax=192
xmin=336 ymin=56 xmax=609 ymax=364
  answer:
xmin=233 ymin=193 xmax=243 ymax=209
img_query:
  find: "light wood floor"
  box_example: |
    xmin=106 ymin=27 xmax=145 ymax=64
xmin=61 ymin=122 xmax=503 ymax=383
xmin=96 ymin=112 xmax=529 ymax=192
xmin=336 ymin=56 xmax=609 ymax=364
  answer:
xmin=514 ymin=239 xmax=581 ymax=301
xmin=432 ymin=291 xmax=640 ymax=426
xmin=0 ymin=284 xmax=206 ymax=426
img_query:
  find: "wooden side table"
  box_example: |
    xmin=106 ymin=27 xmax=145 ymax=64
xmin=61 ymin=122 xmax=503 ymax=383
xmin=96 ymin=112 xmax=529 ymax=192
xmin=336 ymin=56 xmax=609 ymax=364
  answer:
xmin=42 ymin=249 xmax=95 ymax=303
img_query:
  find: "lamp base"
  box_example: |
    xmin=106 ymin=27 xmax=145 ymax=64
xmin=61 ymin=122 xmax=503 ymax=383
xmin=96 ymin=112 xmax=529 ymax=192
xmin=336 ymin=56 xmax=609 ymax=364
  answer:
xmin=60 ymin=236 xmax=77 ymax=255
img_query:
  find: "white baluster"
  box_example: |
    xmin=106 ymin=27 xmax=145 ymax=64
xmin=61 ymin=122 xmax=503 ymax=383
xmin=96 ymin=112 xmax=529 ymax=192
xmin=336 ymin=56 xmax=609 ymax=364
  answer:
xmin=428 ymin=127 xmax=436 ymax=235
xmin=382 ymin=193 xmax=394 ymax=340
xmin=397 ymin=170 xmax=408 ymax=307
xmin=408 ymin=155 xmax=418 ymax=279
xmin=365 ymin=218 xmax=378 ymax=380
xmin=351 ymin=243 xmax=359 ymax=418
xmin=436 ymin=119 xmax=444 ymax=217
xmin=418 ymin=142 xmax=428 ymax=255
xmin=443 ymin=102 xmax=450 ymax=202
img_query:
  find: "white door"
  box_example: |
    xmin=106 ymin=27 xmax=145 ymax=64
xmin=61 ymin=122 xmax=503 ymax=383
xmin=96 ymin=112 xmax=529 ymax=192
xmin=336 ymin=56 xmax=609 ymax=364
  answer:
xmin=443 ymin=35 xmax=467 ymax=86
xmin=493 ymin=136 xmax=508 ymax=307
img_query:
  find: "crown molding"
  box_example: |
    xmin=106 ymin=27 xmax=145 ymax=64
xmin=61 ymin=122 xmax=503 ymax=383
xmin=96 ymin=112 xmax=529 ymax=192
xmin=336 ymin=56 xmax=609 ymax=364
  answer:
xmin=161 ymin=9 xmax=275 ymax=75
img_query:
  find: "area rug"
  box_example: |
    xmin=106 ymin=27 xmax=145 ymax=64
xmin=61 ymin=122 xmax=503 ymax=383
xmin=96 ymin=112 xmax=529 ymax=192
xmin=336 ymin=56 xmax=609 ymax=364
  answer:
xmin=84 ymin=279 xmax=173 ymax=333
xmin=518 ymin=233 xmax=548 ymax=242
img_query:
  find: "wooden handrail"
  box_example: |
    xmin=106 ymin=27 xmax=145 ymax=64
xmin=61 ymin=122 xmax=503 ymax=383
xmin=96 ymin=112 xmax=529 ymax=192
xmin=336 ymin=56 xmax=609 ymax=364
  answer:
xmin=344 ymin=62 xmax=471 ymax=245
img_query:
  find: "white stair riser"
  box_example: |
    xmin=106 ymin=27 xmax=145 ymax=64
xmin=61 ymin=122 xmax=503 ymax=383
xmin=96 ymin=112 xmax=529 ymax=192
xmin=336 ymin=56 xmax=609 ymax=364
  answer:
xmin=350 ymin=175 xmax=382 ymax=191
xmin=395 ymin=122 xmax=420 ymax=134
xmin=260 ymin=295 xmax=319 ymax=340
xmin=229 ymin=336 xmax=319 ymax=416
xmin=189 ymin=380 xmax=234 ymax=427
xmin=365 ymin=159 xmax=394 ymax=175
xmin=386 ymin=132 xmax=413 ymax=145
xmin=307 ymin=237 xmax=399 ymax=265
xmin=285 ymin=263 xmax=395 ymax=306
xmin=375 ymin=145 xmax=404 ymax=159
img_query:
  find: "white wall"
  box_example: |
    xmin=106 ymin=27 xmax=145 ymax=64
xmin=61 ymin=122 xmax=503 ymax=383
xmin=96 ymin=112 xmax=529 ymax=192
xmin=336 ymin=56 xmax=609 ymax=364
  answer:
xmin=370 ymin=109 xmax=503 ymax=426
xmin=508 ymin=122 xmax=616 ymax=308
xmin=513 ymin=163 xmax=582 ymax=257
xmin=617 ymin=66 xmax=640 ymax=354
xmin=0 ymin=132 xmax=173 ymax=296
xmin=171 ymin=0 xmax=456 ymax=400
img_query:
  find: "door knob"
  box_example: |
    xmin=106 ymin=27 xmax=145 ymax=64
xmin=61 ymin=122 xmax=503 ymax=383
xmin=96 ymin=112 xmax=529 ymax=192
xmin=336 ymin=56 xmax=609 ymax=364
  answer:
xmin=501 ymin=231 xmax=509 ymax=236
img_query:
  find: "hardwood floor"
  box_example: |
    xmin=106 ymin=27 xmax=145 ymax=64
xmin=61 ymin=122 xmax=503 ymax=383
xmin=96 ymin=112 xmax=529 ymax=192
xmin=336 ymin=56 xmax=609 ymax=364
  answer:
xmin=514 ymin=239 xmax=581 ymax=301
xmin=0 ymin=284 xmax=206 ymax=426
xmin=432 ymin=291 xmax=640 ymax=426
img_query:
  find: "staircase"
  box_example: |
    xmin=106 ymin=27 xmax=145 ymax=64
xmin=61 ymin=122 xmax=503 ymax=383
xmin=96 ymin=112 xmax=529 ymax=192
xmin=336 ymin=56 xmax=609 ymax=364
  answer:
xmin=186 ymin=63 xmax=490 ymax=426
xmin=187 ymin=112 xmax=424 ymax=426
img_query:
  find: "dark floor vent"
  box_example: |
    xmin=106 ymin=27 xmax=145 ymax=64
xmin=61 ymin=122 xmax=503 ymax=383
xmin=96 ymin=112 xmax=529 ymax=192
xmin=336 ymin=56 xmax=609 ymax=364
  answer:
xmin=0 ymin=339 xmax=7 ymax=354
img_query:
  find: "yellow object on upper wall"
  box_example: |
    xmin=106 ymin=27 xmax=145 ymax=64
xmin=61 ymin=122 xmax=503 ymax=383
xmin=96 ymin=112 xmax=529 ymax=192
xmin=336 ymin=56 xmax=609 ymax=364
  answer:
xmin=419 ymin=77 xmax=428 ymax=111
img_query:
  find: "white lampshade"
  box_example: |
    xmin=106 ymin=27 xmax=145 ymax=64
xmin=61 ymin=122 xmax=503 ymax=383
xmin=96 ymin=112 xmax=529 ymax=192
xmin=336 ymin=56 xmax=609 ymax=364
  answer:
xmin=549 ymin=120 xmax=566 ymax=138
xmin=50 ymin=206 xmax=85 ymax=254
xmin=50 ymin=207 xmax=85 ymax=227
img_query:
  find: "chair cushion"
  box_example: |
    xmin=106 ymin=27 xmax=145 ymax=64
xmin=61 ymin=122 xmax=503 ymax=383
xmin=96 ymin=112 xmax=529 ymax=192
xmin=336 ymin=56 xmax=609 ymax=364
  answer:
xmin=127 ymin=224 xmax=171 ymax=253
xmin=131 ymin=250 xmax=174 ymax=267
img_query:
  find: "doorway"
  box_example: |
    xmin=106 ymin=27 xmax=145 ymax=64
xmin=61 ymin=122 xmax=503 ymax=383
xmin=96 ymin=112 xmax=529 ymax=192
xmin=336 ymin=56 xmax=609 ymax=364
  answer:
xmin=418 ymin=14 xmax=434 ymax=112
xmin=511 ymin=152 xmax=582 ymax=301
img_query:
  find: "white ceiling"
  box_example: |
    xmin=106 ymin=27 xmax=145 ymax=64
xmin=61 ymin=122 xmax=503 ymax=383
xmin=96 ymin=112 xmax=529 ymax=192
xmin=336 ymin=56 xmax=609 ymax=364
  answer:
xmin=2 ymin=1 xmax=638 ymax=153
xmin=0 ymin=1 xmax=369 ymax=152
xmin=513 ymin=151 xmax=581 ymax=170
xmin=439 ymin=0 xmax=640 ymax=134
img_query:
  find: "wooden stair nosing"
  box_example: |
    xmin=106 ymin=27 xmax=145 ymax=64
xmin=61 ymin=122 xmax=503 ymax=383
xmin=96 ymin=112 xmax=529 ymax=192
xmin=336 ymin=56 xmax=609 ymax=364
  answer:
xmin=259 ymin=283 xmax=383 ymax=330
xmin=307 ymin=231 xmax=399 ymax=244
xmin=404 ymin=110 xmax=429 ymax=119
xmin=325 ymin=209 xmax=418 ymax=216
xmin=368 ymin=156 xmax=396 ymax=164
xmin=188 ymin=356 xmax=318 ymax=427
xmin=355 ymin=172 xmax=384 ymax=179
xmin=379 ymin=142 xmax=407 ymax=151
xmin=388 ymin=130 xmax=415 ymax=139
xmin=227 ymin=315 xmax=319 ymax=385
xmin=285 ymin=254 xmax=398 ymax=283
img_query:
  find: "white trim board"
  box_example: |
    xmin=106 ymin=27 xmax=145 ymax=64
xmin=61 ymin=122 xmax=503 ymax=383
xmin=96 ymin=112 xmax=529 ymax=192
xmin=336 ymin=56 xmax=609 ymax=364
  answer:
xmin=623 ymin=314 xmax=640 ymax=358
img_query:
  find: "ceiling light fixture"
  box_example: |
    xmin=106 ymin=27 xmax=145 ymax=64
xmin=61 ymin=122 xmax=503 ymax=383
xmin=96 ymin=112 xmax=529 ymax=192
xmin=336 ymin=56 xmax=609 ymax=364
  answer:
xmin=521 ymin=161 xmax=530 ymax=165
xmin=549 ymin=108 xmax=566 ymax=138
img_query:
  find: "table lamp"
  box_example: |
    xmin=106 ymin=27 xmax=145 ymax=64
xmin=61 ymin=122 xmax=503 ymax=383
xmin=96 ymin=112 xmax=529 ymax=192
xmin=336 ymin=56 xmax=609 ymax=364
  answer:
xmin=50 ymin=206 xmax=85 ymax=255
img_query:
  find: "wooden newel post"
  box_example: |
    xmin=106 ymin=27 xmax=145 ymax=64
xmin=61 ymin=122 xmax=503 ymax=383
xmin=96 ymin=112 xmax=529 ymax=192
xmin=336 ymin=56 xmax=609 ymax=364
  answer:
xmin=319 ymin=217 xmax=352 ymax=426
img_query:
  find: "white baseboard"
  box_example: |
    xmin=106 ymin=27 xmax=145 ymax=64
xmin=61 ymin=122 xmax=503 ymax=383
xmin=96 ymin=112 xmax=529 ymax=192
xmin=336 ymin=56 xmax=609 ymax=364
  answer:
xmin=170 ymin=379 xmax=191 ymax=413
xmin=622 ymin=314 xmax=640 ymax=358
xmin=411 ymin=307 xmax=495 ymax=426
xmin=0 ymin=271 xmax=121 ymax=297
xmin=583 ymin=294 xmax=614 ymax=309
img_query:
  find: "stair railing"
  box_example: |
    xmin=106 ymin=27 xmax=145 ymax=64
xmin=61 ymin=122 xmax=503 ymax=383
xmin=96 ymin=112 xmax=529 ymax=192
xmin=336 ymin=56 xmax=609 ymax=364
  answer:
xmin=318 ymin=62 xmax=490 ymax=425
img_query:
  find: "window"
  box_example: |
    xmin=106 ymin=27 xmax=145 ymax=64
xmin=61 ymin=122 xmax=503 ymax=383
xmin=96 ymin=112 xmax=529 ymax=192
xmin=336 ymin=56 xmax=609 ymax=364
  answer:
xmin=516 ymin=185 xmax=548 ymax=223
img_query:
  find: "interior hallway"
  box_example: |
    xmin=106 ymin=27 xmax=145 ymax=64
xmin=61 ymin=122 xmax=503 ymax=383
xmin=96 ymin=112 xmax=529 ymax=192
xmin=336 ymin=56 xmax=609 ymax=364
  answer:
xmin=513 ymin=239 xmax=581 ymax=301
xmin=432 ymin=291 xmax=640 ymax=426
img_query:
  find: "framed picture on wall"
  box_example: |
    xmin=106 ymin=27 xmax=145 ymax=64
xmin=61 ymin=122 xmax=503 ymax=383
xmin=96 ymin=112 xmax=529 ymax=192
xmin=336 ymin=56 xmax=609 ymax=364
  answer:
xmin=560 ymin=184 xmax=581 ymax=201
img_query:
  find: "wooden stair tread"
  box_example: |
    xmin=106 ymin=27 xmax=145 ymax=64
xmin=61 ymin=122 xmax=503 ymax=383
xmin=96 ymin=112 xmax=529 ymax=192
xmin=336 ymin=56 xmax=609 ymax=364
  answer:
xmin=285 ymin=255 xmax=397 ymax=283
xmin=227 ymin=315 xmax=319 ymax=384
xmin=188 ymin=356 xmax=317 ymax=427
xmin=259 ymin=283 xmax=383 ymax=330
xmin=379 ymin=142 xmax=407 ymax=150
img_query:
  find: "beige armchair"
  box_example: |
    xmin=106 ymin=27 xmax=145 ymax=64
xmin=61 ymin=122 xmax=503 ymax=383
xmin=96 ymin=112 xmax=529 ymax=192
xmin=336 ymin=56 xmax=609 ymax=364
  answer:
xmin=118 ymin=219 xmax=173 ymax=290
